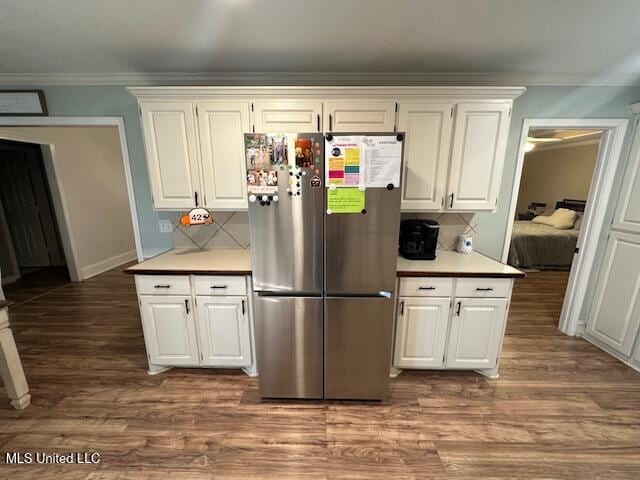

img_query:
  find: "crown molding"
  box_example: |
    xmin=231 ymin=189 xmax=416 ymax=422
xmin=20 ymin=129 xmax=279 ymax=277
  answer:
xmin=127 ymin=85 xmax=527 ymax=101
xmin=0 ymin=71 xmax=638 ymax=87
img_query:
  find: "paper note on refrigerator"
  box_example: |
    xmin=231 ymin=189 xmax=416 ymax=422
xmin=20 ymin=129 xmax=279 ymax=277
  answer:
xmin=362 ymin=136 xmax=402 ymax=188
xmin=326 ymin=136 xmax=361 ymax=186
xmin=327 ymin=187 xmax=365 ymax=214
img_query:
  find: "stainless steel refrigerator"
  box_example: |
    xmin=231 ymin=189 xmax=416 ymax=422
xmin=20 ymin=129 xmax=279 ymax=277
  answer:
xmin=248 ymin=132 xmax=403 ymax=400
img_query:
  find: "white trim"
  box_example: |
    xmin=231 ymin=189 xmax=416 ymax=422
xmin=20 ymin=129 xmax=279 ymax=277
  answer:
xmin=502 ymin=118 xmax=628 ymax=336
xmin=79 ymin=249 xmax=137 ymax=280
xmin=0 ymin=116 xmax=144 ymax=266
xmin=128 ymin=85 xmax=526 ymax=100
xmin=0 ymin=72 xmax=637 ymax=87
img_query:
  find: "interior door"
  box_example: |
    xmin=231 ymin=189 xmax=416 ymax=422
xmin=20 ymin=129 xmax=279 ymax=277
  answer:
xmin=253 ymin=295 xmax=323 ymax=399
xmin=197 ymin=101 xmax=251 ymax=210
xmin=196 ymin=296 xmax=251 ymax=367
xmin=324 ymin=296 xmax=394 ymax=400
xmin=140 ymin=101 xmax=201 ymax=209
xmin=139 ymin=295 xmax=199 ymax=366
xmin=252 ymin=100 xmax=322 ymax=133
xmin=393 ymin=297 xmax=450 ymax=368
xmin=445 ymin=297 xmax=507 ymax=369
xmin=612 ymin=122 xmax=640 ymax=234
xmin=324 ymin=100 xmax=396 ymax=132
xmin=397 ymin=102 xmax=454 ymax=210
xmin=0 ymin=148 xmax=51 ymax=267
xmin=585 ymin=232 xmax=640 ymax=355
xmin=446 ymin=102 xmax=511 ymax=211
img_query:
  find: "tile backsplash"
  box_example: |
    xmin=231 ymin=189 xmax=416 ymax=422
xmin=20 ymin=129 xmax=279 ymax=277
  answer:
xmin=172 ymin=211 xmax=250 ymax=249
xmin=401 ymin=212 xmax=479 ymax=251
xmin=171 ymin=210 xmax=478 ymax=252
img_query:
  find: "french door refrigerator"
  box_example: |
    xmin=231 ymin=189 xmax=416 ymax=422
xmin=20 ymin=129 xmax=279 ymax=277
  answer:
xmin=248 ymin=132 xmax=403 ymax=400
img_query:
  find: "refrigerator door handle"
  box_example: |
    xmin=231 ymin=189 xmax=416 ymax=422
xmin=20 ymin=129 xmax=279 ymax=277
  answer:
xmin=256 ymin=291 xmax=322 ymax=298
xmin=325 ymin=291 xmax=393 ymax=299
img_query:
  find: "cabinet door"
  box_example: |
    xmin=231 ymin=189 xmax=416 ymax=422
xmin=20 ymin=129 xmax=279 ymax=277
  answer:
xmin=324 ymin=100 xmax=396 ymax=132
xmin=612 ymin=121 xmax=640 ymax=233
xmin=397 ymin=102 xmax=453 ymax=210
xmin=393 ymin=297 xmax=450 ymax=368
xmin=446 ymin=102 xmax=511 ymax=211
xmin=445 ymin=297 xmax=507 ymax=369
xmin=585 ymin=232 xmax=640 ymax=356
xmin=196 ymin=296 xmax=251 ymax=367
xmin=139 ymin=101 xmax=201 ymax=210
xmin=139 ymin=295 xmax=199 ymax=366
xmin=253 ymin=100 xmax=322 ymax=133
xmin=197 ymin=101 xmax=251 ymax=210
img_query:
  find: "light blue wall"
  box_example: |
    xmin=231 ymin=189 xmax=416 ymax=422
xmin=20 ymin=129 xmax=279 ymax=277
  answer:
xmin=9 ymin=84 xmax=640 ymax=264
xmin=6 ymin=86 xmax=174 ymax=258
xmin=476 ymin=85 xmax=640 ymax=260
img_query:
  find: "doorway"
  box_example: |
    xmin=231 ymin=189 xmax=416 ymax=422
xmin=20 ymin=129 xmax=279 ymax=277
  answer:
xmin=0 ymin=140 xmax=70 ymax=302
xmin=503 ymin=119 xmax=627 ymax=336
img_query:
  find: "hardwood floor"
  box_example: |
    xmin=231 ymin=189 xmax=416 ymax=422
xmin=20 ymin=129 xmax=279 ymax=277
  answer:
xmin=1 ymin=268 xmax=640 ymax=479
xmin=2 ymin=266 xmax=70 ymax=306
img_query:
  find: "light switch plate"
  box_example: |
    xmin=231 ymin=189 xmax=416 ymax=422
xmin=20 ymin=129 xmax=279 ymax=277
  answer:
xmin=158 ymin=219 xmax=174 ymax=233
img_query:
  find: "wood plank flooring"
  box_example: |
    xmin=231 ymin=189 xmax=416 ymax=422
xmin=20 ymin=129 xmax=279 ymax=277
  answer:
xmin=1 ymin=268 xmax=640 ymax=479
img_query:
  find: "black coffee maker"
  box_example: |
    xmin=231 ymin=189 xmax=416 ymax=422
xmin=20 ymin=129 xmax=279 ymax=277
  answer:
xmin=399 ymin=219 xmax=439 ymax=260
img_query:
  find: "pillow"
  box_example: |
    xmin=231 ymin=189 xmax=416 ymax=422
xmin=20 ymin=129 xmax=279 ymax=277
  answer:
xmin=532 ymin=208 xmax=577 ymax=229
xmin=574 ymin=215 xmax=583 ymax=230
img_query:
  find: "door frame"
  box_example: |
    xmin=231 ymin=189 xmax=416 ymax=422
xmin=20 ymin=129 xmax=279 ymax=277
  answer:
xmin=502 ymin=118 xmax=628 ymax=336
xmin=0 ymin=117 xmax=143 ymax=282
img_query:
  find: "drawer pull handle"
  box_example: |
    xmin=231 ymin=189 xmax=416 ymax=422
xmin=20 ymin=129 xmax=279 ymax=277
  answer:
xmin=211 ymin=285 xmax=228 ymax=289
xmin=476 ymin=287 xmax=493 ymax=291
xmin=418 ymin=286 xmax=436 ymax=291
xmin=154 ymin=284 xmax=171 ymax=289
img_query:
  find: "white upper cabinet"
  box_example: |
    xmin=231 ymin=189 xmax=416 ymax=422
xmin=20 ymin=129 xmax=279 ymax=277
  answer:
xmin=196 ymin=101 xmax=251 ymax=210
xmin=445 ymin=297 xmax=507 ymax=369
xmin=397 ymin=102 xmax=454 ymax=210
xmin=253 ymin=100 xmax=322 ymax=133
xmin=139 ymin=295 xmax=199 ymax=366
xmin=613 ymin=121 xmax=640 ymax=234
xmin=585 ymin=232 xmax=640 ymax=356
xmin=446 ymin=102 xmax=511 ymax=211
xmin=394 ymin=297 xmax=450 ymax=368
xmin=324 ymin=100 xmax=396 ymax=132
xmin=140 ymin=101 xmax=201 ymax=210
xmin=196 ymin=296 xmax=252 ymax=367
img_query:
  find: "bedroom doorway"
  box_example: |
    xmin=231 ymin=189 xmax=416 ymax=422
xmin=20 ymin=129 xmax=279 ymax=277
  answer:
xmin=506 ymin=129 xmax=601 ymax=335
xmin=503 ymin=119 xmax=628 ymax=337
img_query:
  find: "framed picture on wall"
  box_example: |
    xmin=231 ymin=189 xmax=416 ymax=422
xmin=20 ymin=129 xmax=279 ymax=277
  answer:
xmin=0 ymin=90 xmax=48 ymax=116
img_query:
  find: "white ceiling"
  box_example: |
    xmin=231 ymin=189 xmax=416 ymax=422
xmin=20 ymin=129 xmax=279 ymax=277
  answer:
xmin=1 ymin=0 xmax=640 ymax=85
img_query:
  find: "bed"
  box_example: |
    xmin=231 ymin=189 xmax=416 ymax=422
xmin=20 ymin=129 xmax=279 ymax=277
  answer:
xmin=507 ymin=199 xmax=585 ymax=270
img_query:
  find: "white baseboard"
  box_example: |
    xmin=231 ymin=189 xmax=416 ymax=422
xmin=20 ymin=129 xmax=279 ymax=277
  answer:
xmin=1 ymin=273 xmax=21 ymax=286
xmin=80 ymin=250 xmax=137 ymax=280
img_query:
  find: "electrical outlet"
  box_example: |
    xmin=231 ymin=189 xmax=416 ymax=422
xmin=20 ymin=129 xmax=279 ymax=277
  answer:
xmin=158 ymin=219 xmax=174 ymax=233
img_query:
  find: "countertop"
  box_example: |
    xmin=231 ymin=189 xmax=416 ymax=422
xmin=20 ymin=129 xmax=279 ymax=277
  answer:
xmin=124 ymin=248 xmax=252 ymax=276
xmin=397 ymin=250 xmax=524 ymax=278
xmin=125 ymin=248 xmax=523 ymax=279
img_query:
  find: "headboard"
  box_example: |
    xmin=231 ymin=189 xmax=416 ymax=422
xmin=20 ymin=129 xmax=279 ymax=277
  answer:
xmin=555 ymin=198 xmax=586 ymax=213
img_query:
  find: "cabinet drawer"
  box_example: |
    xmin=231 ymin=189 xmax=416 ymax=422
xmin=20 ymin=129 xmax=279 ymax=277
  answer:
xmin=193 ymin=276 xmax=247 ymax=296
xmin=135 ymin=275 xmax=191 ymax=295
xmin=454 ymin=278 xmax=511 ymax=298
xmin=398 ymin=278 xmax=453 ymax=297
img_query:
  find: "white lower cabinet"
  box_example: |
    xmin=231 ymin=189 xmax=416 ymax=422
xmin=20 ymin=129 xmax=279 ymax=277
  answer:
xmin=196 ymin=296 xmax=251 ymax=367
xmin=139 ymin=295 xmax=199 ymax=366
xmin=445 ymin=297 xmax=508 ymax=369
xmin=393 ymin=277 xmax=512 ymax=374
xmin=135 ymin=275 xmax=254 ymax=373
xmin=394 ymin=297 xmax=450 ymax=368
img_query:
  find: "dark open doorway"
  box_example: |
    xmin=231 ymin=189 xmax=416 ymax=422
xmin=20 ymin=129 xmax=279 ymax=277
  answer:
xmin=0 ymin=140 xmax=70 ymax=304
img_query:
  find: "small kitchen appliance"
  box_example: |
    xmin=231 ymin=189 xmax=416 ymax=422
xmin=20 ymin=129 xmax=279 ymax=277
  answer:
xmin=398 ymin=219 xmax=439 ymax=260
